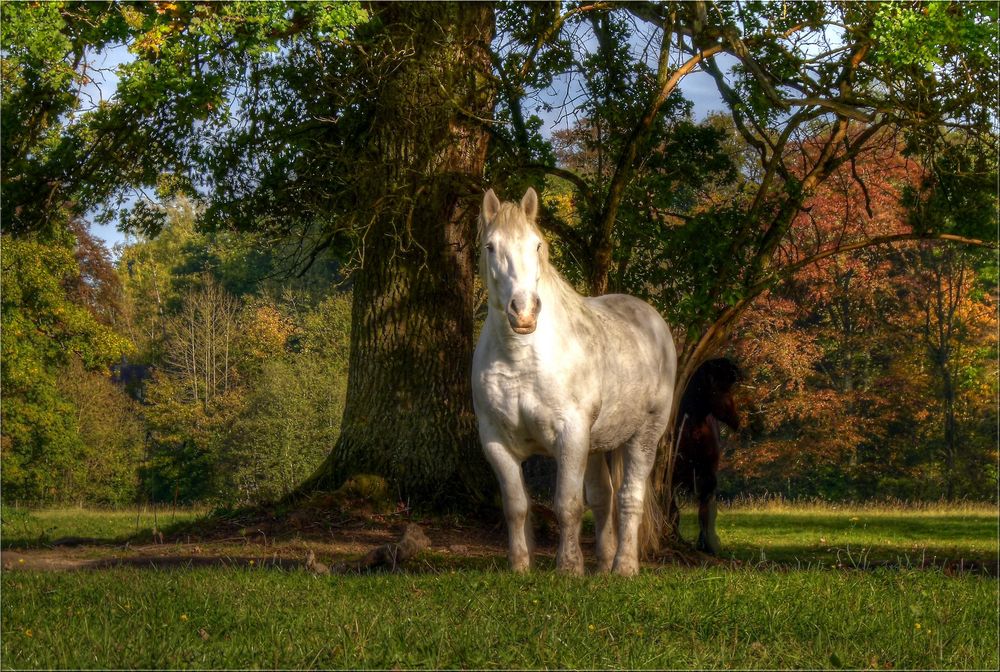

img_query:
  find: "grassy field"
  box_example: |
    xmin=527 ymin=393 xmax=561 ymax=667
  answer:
xmin=1 ymin=505 xmax=209 ymax=549
xmin=679 ymin=499 xmax=998 ymax=569
xmin=2 ymin=502 xmax=997 ymax=669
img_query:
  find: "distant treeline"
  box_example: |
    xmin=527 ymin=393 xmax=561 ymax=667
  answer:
xmin=2 ymin=1 xmax=996 ymax=507
xmin=3 ymin=195 xmax=995 ymax=506
xmin=3 ymin=201 xmax=350 ymax=505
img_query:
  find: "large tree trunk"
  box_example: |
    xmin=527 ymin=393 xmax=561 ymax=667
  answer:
xmin=302 ymin=2 xmax=496 ymax=507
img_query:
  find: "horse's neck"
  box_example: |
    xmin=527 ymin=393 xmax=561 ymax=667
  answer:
xmin=539 ymin=268 xmax=585 ymax=318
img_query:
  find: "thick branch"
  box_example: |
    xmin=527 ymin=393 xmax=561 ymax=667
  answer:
xmin=762 ymin=232 xmax=994 ymax=295
xmin=590 ymin=41 xmax=724 ymax=294
xmin=782 ymin=97 xmax=875 ymax=122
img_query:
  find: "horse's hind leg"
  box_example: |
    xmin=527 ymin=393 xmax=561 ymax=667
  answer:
xmin=584 ymin=452 xmax=616 ymax=573
xmin=613 ymin=435 xmax=658 ymax=576
xmin=481 ymin=435 xmax=533 ymax=573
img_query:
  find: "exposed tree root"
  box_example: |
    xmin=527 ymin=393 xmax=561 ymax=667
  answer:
xmin=306 ymin=523 xmax=432 ymax=574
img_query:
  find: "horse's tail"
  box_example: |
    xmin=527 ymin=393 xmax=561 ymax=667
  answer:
xmin=609 ymin=447 xmax=665 ymax=559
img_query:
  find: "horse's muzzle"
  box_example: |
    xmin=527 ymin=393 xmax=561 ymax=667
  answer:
xmin=509 ymin=321 xmax=537 ymax=335
xmin=507 ymin=292 xmax=541 ymax=335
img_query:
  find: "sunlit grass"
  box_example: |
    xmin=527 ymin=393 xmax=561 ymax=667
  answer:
xmin=718 ymin=494 xmax=998 ymax=516
xmin=2 ymin=502 xmax=997 ymax=668
xmin=1 ymin=505 xmax=210 ymax=548
xmin=677 ymin=499 xmax=998 ymax=568
xmin=2 ymin=565 xmax=996 ymax=669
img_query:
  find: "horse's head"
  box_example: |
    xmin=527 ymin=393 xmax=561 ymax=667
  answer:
xmin=684 ymin=358 xmax=745 ymax=431
xmin=480 ymin=188 xmax=547 ymax=335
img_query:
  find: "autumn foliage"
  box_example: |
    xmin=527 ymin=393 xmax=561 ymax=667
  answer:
xmin=728 ymin=137 xmax=997 ymax=500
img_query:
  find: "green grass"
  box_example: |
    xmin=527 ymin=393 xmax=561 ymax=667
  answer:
xmin=1 ymin=505 xmax=209 ymax=549
xmin=2 ymin=502 xmax=997 ymax=668
xmin=678 ymin=500 xmax=998 ymax=568
xmin=3 ymin=565 xmax=996 ymax=669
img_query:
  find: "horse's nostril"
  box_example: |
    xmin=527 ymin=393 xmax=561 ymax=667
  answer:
xmin=510 ymin=297 xmax=521 ymax=315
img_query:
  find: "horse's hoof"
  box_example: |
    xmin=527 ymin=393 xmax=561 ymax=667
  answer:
xmin=612 ymin=559 xmax=640 ymax=577
xmin=556 ymin=556 xmax=585 ymax=576
xmin=510 ymin=555 xmax=531 ymax=573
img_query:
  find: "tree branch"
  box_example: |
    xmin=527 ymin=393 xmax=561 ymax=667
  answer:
xmin=522 ymin=163 xmax=596 ymax=210
xmin=758 ymin=232 xmax=994 ymax=298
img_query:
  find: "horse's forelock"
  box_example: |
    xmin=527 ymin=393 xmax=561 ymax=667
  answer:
xmin=479 ymin=199 xmax=553 ymax=280
xmin=483 ymin=202 xmax=547 ymax=248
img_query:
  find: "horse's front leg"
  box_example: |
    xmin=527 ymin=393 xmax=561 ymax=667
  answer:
xmin=553 ymin=420 xmax=590 ymax=576
xmin=480 ymin=428 xmax=533 ymax=573
xmin=584 ymin=452 xmax=616 ymax=573
xmin=696 ymin=468 xmax=721 ymax=555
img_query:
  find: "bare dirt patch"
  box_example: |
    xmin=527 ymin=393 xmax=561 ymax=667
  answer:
xmin=3 ymin=498 xmax=991 ymax=576
xmin=1 ymin=509 xmax=522 ymax=573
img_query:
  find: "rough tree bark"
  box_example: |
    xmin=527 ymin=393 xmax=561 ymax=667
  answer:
xmin=300 ymin=2 xmax=497 ymax=507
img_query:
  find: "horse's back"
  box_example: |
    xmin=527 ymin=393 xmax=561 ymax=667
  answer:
xmin=586 ymin=293 xmax=677 ymax=382
xmin=581 ymin=294 xmax=677 ymax=448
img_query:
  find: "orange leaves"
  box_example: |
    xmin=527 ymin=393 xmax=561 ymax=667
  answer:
xmin=777 ymin=131 xmax=921 ymax=274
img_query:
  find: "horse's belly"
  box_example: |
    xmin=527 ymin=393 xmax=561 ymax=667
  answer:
xmin=589 ymin=371 xmax=670 ymax=451
xmin=590 ymin=402 xmax=656 ymax=451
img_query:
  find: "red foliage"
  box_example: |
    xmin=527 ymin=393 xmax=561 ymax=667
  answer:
xmin=727 ymin=134 xmax=995 ymax=498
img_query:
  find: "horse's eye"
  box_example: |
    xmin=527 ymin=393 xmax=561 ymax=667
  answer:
xmin=486 ymin=243 xmax=495 ymax=253
xmin=536 ymin=242 xmax=542 ymax=252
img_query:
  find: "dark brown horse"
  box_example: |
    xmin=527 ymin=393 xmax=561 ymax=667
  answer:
xmin=669 ymin=358 xmax=743 ymax=554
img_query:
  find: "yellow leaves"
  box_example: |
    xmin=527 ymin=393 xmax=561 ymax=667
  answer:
xmin=541 ymin=187 xmax=581 ymax=228
xmin=119 ymin=5 xmax=145 ymax=30
xmin=241 ymin=303 xmax=297 ymax=360
xmin=132 ymin=26 xmax=171 ymax=57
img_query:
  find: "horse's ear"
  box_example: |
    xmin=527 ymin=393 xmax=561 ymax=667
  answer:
xmin=483 ymin=189 xmax=501 ymax=222
xmin=521 ymin=187 xmax=538 ymax=221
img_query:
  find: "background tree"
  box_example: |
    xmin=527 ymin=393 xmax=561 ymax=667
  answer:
xmin=0 ymin=235 xmax=133 ymax=502
xmin=906 ymin=246 xmax=997 ymax=499
xmin=729 ymin=140 xmax=997 ymax=501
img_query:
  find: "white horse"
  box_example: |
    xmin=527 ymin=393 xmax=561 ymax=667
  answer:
xmin=472 ymin=187 xmax=677 ymax=576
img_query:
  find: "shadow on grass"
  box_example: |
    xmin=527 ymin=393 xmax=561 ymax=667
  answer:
xmin=3 ymin=505 xmax=996 ymax=576
xmin=681 ymin=509 xmax=998 ymax=575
